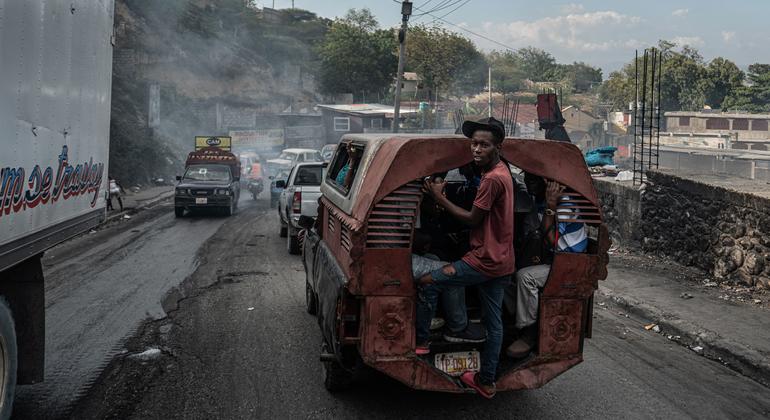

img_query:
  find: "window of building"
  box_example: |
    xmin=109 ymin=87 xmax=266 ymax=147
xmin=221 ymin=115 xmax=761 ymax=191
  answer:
xmin=370 ymin=118 xmax=383 ymax=129
xmin=327 ymin=142 xmax=365 ymax=195
xmin=732 ymin=119 xmax=749 ymax=130
xmin=706 ymin=118 xmax=729 ymax=130
xmin=679 ymin=116 xmax=690 ymax=126
xmin=334 ymin=117 xmax=350 ymax=132
xmin=752 ymin=120 xmax=769 ymax=131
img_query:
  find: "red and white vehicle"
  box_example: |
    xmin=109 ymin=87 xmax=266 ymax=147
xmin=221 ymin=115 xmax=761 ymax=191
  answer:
xmin=278 ymin=162 xmax=324 ymax=254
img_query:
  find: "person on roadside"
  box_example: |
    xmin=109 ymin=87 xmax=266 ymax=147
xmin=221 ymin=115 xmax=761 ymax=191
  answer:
xmin=416 ymin=117 xmax=514 ymax=399
xmin=505 ymin=173 xmax=587 ymax=359
xmin=106 ymin=176 xmax=125 ymax=212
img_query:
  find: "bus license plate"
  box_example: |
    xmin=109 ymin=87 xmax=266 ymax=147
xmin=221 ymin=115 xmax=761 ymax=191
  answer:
xmin=195 ymin=197 xmax=207 ymax=204
xmin=434 ymin=351 xmax=480 ymax=377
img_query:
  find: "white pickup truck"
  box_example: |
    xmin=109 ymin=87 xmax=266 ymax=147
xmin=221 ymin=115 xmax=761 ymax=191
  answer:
xmin=278 ymin=163 xmax=324 ymax=254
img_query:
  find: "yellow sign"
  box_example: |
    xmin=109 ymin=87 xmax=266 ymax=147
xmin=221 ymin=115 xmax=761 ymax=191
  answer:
xmin=195 ymin=136 xmax=232 ymax=151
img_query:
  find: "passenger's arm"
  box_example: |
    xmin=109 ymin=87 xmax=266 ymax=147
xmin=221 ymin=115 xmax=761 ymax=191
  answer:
xmin=542 ymin=181 xmax=564 ymax=247
xmin=423 ymin=179 xmax=488 ymax=227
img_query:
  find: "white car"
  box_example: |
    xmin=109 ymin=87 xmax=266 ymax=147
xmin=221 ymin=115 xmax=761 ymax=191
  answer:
xmin=278 ymin=162 xmax=324 ymax=254
xmin=266 ymin=148 xmax=323 ymax=178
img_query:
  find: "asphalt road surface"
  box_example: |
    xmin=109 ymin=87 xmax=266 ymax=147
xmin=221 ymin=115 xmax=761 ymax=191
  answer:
xmin=13 ymin=193 xmax=770 ymax=419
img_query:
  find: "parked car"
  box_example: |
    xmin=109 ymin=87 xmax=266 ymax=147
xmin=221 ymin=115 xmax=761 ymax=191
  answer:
xmin=266 ymin=148 xmax=323 ymax=178
xmin=277 ymin=162 xmax=324 ymax=254
xmin=300 ymin=134 xmax=610 ymax=393
xmin=320 ymin=144 xmax=337 ymax=163
xmin=269 ymin=168 xmax=291 ymax=208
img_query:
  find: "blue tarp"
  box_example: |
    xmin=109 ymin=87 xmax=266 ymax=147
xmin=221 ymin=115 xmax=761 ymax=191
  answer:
xmin=585 ymin=146 xmax=617 ymax=167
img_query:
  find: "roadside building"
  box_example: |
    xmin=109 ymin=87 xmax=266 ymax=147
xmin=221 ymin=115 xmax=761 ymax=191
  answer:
xmin=400 ymin=72 xmax=425 ymax=95
xmin=562 ymin=106 xmax=604 ymax=150
xmin=665 ymin=111 xmax=770 ymax=151
xmin=316 ymin=103 xmax=419 ymax=145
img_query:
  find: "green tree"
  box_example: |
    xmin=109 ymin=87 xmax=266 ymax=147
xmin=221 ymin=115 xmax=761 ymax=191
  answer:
xmin=487 ymin=50 xmax=525 ymax=93
xmin=723 ymin=64 xmax=770 ymax=112
xmin=564 ymin=62 xmax=603 ymax=93
xmin=405 ymin=25 xmax=486 ymax=97
xmin=516 ymin=47 xmax=560 ymax=81
xmin=317 ymin=9 xmax=397 ymax=96
xmin=703 ymin=57 xmax=744 ymax=108
xmin=600 ymin=40 xmax=713 ymax=112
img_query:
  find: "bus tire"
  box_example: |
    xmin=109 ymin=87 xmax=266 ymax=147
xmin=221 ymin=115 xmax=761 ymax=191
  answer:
xmin=0 ymin=298 xmax=17 ymax=420
xmin=288 ymin=234 xmax=301 ymax=255
xmin=305 ymin=280 xmax=317 ymax=315
xmin=323 ymin=359 xmax=352 ymax=392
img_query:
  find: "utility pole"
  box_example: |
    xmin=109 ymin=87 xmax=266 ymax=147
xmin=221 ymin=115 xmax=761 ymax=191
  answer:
xmin=488 ymin=67 xmax=492 ymax=117
xmin=392 ymin=1 xmax=412 ymax=133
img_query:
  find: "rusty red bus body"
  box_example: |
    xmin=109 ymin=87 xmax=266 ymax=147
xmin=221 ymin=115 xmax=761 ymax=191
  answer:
xmin=303 ymin=134 xmax=610 ymax=393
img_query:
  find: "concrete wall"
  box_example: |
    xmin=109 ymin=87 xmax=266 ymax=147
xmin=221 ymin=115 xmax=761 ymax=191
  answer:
xmin=597 ymin=171 xmax=770 ymax=289
xmin=594 ymin=178 xmax=642 ymax=249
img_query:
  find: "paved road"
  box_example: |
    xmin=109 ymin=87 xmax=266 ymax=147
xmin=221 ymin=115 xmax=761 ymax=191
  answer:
xmin=13 ymin=194 xmax=265 ymax=419
xmin=56 ymin=197 xmax=770 ymax=419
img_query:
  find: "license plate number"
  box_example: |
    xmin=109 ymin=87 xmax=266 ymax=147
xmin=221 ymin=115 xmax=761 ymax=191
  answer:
xmin=434 ymin=351 xmax=480 ymax=376
xmin=195 ymin=197 xmax=207 ymax=204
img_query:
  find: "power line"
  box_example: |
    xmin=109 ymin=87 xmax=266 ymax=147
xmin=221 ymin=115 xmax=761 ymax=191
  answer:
xmin=391 ymin=1 xmax=517 ymax=52
xmin=432 ymin=0 xmax=470 ymax=21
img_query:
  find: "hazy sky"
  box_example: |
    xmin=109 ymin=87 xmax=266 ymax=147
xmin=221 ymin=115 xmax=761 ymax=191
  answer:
xmin=269 ymin=1 xmax=769 ymax=76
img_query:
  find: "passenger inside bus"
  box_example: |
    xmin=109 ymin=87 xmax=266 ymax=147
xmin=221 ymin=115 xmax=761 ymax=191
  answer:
xmin=330 ymin=141 xmax=363 ymax=191
xmin=412 ymin=138 xmax=592 ymax=394
xmin=505 ymin=172 xmax=587 ymax=358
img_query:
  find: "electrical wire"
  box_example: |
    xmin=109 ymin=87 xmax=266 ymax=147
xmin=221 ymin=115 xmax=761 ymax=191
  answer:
xmin=391 ymin=0 xmax=517 ymax=51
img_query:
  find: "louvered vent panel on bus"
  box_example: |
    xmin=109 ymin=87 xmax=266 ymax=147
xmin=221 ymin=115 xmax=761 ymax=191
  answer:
xmin=366 ymin=181 xmax=422 ymax=248
xmin=327 ymin=208 xmax=336 ymax=234
xmin=340 ymin=223 xmax=352 ymax=252
xmin=556 ymin=189 xmax=603 ymax=224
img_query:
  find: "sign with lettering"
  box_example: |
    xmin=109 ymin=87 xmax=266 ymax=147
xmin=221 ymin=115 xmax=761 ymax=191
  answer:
xmin=195 ymin=136 xmax=232 ymax=151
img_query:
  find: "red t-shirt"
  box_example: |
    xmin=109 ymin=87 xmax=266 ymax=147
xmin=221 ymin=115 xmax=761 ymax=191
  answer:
xmin=462 ymin=160 xmax=515 ymax=277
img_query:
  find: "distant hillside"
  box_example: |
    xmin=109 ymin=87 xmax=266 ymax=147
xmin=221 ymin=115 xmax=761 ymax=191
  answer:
xmin=109 ymin=0 xmax=330 ymax=185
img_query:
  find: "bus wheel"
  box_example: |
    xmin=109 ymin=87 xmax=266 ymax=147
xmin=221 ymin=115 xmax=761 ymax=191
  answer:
xmin=0 ymin=298 xmax=17 ymax=419
xmin=323 ymin=359 xmax=352 ymax=392
xmin=305 ymin=280 xmax=317 ymax=315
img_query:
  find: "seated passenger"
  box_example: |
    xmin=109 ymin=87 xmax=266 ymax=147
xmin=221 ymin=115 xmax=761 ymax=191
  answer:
xmin=506 ymin=173 xmax=587 ymax=359
xmin=411 ymin=232 xmax=480 ymax=340
xmin=335 ymin=141 xmax=361 ymax=190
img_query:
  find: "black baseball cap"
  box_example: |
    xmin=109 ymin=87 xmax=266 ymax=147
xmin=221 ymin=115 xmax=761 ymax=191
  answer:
xmin=461 ymin=117 xmax=505 ymax=141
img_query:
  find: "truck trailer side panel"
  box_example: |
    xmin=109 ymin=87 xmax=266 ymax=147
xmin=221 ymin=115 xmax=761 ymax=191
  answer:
xmin=0 ymin=0 xmax=115 ymax=393
xmin=0 ymin=0 xmax=115 ymax=272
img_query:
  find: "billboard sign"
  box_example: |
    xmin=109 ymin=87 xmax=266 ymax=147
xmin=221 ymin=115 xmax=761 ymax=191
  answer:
xmin=195 ymin=136 xmax=232 ymax=151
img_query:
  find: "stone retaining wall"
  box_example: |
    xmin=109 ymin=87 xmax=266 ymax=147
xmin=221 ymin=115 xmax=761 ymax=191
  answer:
xmin=594 ymin=172 xmax=770 ymax=289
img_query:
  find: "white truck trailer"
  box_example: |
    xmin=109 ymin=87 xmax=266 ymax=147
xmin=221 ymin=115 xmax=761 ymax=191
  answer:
xmin=0 ymin=1 xmax=114 ymax=417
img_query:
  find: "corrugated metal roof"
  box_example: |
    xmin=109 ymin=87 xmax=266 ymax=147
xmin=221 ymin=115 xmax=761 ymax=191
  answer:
xmin=317 ymin=103 xmax=419 ymax=116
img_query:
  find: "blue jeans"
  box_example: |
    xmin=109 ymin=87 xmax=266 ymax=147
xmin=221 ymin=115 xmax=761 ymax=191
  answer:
xmin=416 ymin=260 xmax=510 ymax=385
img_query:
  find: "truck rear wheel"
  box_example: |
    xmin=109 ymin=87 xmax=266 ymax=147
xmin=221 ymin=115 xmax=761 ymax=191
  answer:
xmin=288 ymin=233 xmax=301 ymax=255
xmin=0 ymin=298 xmax=18 ymax=419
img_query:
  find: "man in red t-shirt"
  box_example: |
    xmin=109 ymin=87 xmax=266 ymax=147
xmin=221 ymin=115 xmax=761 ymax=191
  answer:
xmin=417 ymin=117 xmax=514 ymax=398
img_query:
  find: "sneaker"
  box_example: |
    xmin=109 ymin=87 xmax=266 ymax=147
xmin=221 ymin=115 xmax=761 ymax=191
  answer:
xmin=443 ymin=323 xmax=486 ymax=343
xmin=506 ymin=338 xmax=533 ymax=358
xmin=460 ymin=371 xmax=496 ymax=399
xmin=430 ymin=317 xmax=445 ymax=331
xmin=416 ymin=341 xmax=431 ymax=355
xmin=506 ymin=326 xmax=536 ymax=358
